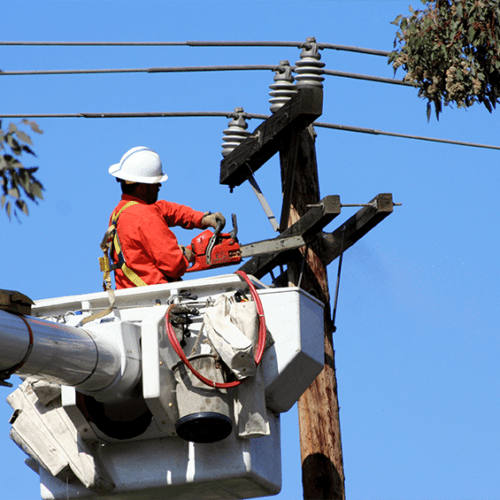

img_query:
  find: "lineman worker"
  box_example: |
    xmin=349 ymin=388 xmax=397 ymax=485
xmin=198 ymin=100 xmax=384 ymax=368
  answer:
xmin=107 ymin=146 xmax=225 ymax=289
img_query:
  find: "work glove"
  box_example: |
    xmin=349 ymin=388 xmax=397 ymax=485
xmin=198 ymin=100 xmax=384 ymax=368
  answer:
xmin=179 ymin=245 xmax=195 ymax=263
xmin=202 ymin=212 xmax=226 ymax=231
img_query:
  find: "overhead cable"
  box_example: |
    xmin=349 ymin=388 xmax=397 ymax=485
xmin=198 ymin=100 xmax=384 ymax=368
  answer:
xmin=0 ymin=40 xmax=391 ymax=56
xmin=0 ymin=112 xmax=250 ymax=119
xmin=0 ymin=65 xmax=276 ymax=76
xmin=324 ymin=69 xmax=411 ymax=87
xmin=0 ymin=112 xmax=497 ymax=151
xmin=314 ymin=122 xmax=500 ymax=151
xmin=0 ymin=65 xmax=409 ymax=87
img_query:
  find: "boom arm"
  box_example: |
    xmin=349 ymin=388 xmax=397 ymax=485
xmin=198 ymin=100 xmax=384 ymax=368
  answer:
xmin=0 ymin=309 xmax=122 ymax=393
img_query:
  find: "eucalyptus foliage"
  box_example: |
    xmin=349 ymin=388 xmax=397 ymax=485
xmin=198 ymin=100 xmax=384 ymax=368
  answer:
xmin=0 ymin=120 xmax=44 ymax=221
xmin=389 ymin=0 xmax=500 ymax=120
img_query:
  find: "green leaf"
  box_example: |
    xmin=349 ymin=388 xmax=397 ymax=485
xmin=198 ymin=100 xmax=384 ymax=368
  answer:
xmin=391 ymin=14 xmax=404 ymax=26
xmin=468 ymin=25 xmax=476 ymax=41
xmin=14 ymin=129 xmax=33 ymax=145
xmin=8 ymin=187 xmax=20 ymax=199
xmin=6 ymin=201 xmax=11 ymax=219
xmin=21 ymin=119 xmax=43 ymax=135
xmin=31 ymin=181 xmax=44 ymax=200
xmin=15 ymin=199 xmax=29 ymax=216
xmin=6 ymin=135 xmax=21 ymax=155
xmin=8 ymin=158 xmax=23 ymax=169
xmin=21 ymin=144 xmax=36 ymax=156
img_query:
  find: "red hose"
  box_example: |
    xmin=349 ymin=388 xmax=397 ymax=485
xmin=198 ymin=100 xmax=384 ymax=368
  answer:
xmin=166 ymin=270 xmax=266 ymax=389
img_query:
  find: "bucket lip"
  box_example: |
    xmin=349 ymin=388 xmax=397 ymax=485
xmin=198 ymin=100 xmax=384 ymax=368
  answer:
xmin=176 ymin=411 xmax=232 ymax=425
xmin=172 ymin=353 xmax=217 ymax=371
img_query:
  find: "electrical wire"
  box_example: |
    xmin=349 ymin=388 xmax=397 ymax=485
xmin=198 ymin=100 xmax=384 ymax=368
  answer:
xmin=324 ymin=69 xmax=411 ymax=87
xmin=0 ymin=65 xmax=409 ymax=87
xmin=0 ymin=65 xmax=276 ymax=76
xmin=0 ymin=111 xmax=497 ymax=151
xmin=0 ymin=40 xmax=391 ymax=56
xmin=313 ymin=122 xmax=500 ymax=151
xmin=0 ymin=111 xmax=268 ymax=119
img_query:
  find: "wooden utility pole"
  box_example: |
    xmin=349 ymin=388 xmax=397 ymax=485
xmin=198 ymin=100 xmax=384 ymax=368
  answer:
xmin=279 ymin=125 xmax=345 ymax=500
xmin=220 ymin=46 xmax=394 ymax=498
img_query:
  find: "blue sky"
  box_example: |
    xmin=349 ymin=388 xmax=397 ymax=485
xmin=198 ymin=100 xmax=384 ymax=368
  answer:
xmin=1 ymin=1 xmax=499 ymax=499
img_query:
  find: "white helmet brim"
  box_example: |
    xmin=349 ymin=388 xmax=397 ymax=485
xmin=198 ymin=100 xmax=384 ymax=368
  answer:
xmin=109 ymin=146 xmax=168 ymax=184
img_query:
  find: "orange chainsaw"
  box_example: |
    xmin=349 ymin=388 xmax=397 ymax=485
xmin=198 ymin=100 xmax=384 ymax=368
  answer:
xmin=185 ymin=214 xmax=306 ymax=273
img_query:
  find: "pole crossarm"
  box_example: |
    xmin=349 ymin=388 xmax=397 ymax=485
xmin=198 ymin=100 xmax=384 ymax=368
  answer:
xmin=238 ymin=195 xmax=341 ymax=278
xmin=220 ymin=86 xmax=323 ymax=189
xmin=322 ymin=193 xmax=394 ymax=265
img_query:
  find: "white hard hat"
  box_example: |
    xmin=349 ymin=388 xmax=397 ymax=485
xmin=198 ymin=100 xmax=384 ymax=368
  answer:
xmin=109 ymin=146 xmax=168 ymax=184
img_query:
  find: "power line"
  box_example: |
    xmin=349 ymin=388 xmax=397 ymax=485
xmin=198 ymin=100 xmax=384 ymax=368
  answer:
xmin=0 ymin=65 xmax=276 ymax=76
xmin=318 ymin=43 xmax=389 ymax=57
xmin=0 ymin=65 xmax=410 ymax=87
xmin=0 ymin=41 xmax=189 ymax=46
xmin=0 ymin=40 xmax=391 ymax=56
xmin=0 ymin=111 xmax=497 ymax=151
xmin=0 ymin=112 xmax=244 ymax=119
xmin=313 ymin=122 xmax=500 ymax=151
xmin=324 ymin=69 xmax=411 ymax=87
xmin=0 ymin=111 xmax=265 ymax=120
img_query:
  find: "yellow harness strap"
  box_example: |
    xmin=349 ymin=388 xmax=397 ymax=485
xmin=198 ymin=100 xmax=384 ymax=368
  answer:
xmin=82 ymin=202 xmax=147 ymax=326
xmin=82 ymin=201 xmax=147 ymax=325
xmin=101 ymin=200 xmax=148 ymax=288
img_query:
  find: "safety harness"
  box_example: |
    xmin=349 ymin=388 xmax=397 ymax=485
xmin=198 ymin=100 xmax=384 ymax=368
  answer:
xmin=81 ymin=201 xmax=146 ymax=326
xmin=99 ymin=200 xmax=148 ymax=289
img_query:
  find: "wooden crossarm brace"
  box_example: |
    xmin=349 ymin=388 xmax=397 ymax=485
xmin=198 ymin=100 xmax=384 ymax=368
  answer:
xmin=220 ymin=86 xmax=323 ymax=189
xmin=322 ymin=193 xmax=394 ymax=265
xmin=238 ymin=194 xmax=341 ymax=278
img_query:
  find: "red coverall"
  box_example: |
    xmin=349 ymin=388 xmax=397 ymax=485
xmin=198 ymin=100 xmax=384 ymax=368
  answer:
xmin=110 ymin=194 xmax=205 ymax=289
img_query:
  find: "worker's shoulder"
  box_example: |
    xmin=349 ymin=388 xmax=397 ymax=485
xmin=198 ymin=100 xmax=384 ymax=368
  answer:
xmin=131 ymin=201 xmax=182 ymax=227
xmin=111 ymin=200 xmax=153 ymax=223
xmin=113 ymin=199 xmax=180 ymax=221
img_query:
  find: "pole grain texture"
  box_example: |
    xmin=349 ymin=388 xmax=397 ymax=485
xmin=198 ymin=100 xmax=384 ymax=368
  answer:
xmin=279 ymin=124 xmax=345 ymax=500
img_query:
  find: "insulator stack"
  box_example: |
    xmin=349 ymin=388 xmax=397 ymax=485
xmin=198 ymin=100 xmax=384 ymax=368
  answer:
xmin=221 ymin=107 xmax=250 ymax=157
xmin=269 ymin=60 xmax=297 ymax=113
xmin=294 ymin=37 xmax=325 ymax=89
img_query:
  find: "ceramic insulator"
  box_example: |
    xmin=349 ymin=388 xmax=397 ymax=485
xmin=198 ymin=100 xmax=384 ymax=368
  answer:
xmin=269 ymin=60 xmax=297 ymax=113
xmin=221 ymin=108 xmax=251 ymax=157
xmin=294 ymin=37 xmax=325 ymax=89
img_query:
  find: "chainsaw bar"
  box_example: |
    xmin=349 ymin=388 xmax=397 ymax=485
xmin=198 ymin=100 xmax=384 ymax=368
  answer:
xmin=186 ymin=215 xmax=309 ymax=273
xmin=240 ymin=234 xmax=307 ymax=258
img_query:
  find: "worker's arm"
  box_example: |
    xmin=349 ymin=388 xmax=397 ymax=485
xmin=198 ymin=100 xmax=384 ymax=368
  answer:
xmin=157 ymin=201 xmax=205 ymax=229
xmin=157 ymin=201 xmax=225 ymax=231
xmin=138 ymin=212 xmax=190 ymax=278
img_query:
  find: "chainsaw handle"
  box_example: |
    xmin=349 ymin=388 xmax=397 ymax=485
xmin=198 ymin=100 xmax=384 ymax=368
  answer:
xmin=214 ymin=218 xmax=224 ymax=237
xmin=229 ymin=213 xmax=238 ymax=241
xmin=205 ymin=219 xmax=225 ymax=266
